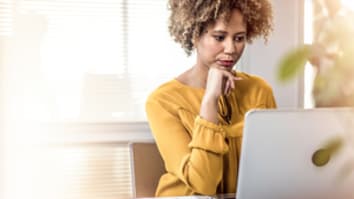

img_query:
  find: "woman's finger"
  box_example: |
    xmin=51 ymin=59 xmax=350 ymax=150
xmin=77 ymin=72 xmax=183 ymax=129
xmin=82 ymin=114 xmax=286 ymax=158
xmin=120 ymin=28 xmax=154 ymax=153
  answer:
xmin=230 ymin=77 xmax=235 ymax=89
xmin=212 ymin=66 xmax=243 ymax=95
xmin=224 ymin=80 xmax=230 ymax=95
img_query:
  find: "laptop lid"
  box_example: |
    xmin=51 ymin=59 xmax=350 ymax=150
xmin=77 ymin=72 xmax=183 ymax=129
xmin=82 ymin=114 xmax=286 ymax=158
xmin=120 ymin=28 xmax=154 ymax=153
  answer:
xmin=236 ymin=108 xmax=354 ymax=199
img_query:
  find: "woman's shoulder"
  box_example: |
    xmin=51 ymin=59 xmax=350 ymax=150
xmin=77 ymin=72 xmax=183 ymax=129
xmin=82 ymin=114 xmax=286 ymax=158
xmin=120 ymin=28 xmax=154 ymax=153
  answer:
xmin=236 ymin=72 xmax=273 ymax=95
xmin=146 ymin=79 xmax=190 ymax=103
xmin=235 ymin=71 xmax=273 ymax=91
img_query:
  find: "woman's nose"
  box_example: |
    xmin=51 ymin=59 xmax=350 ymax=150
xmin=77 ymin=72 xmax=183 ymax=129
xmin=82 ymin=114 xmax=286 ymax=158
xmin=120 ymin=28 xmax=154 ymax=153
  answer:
xmin=224 ymin=39 xmax=236 ymax=54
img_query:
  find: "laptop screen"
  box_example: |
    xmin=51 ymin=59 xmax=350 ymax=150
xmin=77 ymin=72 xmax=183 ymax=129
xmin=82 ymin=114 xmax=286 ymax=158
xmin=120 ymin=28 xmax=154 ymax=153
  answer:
xmin=237 ymin=108 xmax=354 ymax=199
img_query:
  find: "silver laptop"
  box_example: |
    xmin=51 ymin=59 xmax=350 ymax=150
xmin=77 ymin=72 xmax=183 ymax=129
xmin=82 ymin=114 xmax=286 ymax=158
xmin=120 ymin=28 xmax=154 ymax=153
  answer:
xmin=236 ymin=108 xmax=354 ymax=199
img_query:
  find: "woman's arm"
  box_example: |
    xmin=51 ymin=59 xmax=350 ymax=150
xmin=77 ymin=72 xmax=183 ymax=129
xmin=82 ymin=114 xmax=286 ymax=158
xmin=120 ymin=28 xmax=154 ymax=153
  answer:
xmin=146 ymin=96 xmax=229 ymax=195
xmin=200 ymin=67 xmax=240 ymax=123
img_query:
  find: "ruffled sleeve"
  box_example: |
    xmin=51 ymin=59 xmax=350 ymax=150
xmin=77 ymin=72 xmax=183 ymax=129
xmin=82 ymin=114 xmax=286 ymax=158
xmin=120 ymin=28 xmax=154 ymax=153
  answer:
xmin=189 ymin=116 xmax=229 ymax=154
xmin=146 ymin=97 xmax=229 ymax=195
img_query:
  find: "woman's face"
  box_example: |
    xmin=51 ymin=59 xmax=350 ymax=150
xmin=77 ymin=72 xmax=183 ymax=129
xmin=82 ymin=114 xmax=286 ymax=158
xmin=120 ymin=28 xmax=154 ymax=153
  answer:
xmin=195 ymin=9 xmax=247 ymax=71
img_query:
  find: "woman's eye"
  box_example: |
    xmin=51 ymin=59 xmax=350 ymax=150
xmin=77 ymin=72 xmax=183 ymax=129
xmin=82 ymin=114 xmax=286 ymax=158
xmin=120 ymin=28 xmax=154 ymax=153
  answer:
xmin=234 ymin=35 xmax=246 ymax=42
xmin=213 ymin=35 xmax=225 ymax=41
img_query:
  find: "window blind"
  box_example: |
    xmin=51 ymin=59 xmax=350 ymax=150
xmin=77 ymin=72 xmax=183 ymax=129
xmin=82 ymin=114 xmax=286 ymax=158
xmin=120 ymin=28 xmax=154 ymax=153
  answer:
xmin=0 ymin=0 xmax=12 ymax=36
xmin=1 ymin=1 xmax=189 ymax=199
xmin=4 ymin=121 xmax=153 ymax=199
xmin=3 ymin=0 xmax=194 ymax=122
xmin=35 ymin=143 xmax=132 ymax=199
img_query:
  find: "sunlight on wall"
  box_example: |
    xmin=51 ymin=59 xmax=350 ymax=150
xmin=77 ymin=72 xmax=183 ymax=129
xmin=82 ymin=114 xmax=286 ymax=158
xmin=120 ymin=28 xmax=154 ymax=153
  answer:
xmin=304 ymin=0 xmax=314 ymax=108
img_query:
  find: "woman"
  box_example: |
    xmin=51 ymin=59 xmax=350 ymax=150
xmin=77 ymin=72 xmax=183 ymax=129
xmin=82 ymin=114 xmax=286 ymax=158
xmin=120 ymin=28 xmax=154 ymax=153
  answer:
xmin=145 ymin=0 xmax=276 ymax=196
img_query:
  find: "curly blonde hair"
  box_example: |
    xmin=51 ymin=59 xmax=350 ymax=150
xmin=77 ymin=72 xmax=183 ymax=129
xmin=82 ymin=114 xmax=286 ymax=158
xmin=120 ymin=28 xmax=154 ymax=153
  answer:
xmin=168 ymin=0 xmax=273 ymax=55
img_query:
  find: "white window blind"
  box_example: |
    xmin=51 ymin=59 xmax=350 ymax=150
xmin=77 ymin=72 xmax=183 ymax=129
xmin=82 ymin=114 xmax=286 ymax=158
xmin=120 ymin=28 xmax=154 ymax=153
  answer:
xmin=1 ymin=1 xmax=192 ymax=199
xmin=1 ymin=0 xmax=194 ymax=122
xmin=8 ymin=142 xmax=132 ymax=199
xmin=4 ymin=121 xmax=153 ymax=199
xmin=38 ymin=143 xmax=132 ymax=199
xmin=0 ymin=0 xmax=13 ymax=36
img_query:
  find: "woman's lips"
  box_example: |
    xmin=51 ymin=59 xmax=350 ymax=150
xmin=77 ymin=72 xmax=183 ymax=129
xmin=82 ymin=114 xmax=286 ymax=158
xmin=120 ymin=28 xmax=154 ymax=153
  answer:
xmin=217 ymin=60 xmax=235 ymax=68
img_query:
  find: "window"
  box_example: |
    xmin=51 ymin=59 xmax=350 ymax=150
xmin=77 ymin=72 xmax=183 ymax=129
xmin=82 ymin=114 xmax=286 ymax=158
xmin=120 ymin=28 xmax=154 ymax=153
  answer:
xmin=303 ymin=0 xmax=354 ymax=108
xmin=1 ymin=0 xmax=194 ymax=122
xmin=1 ymin=1 xmax=189 ymax=199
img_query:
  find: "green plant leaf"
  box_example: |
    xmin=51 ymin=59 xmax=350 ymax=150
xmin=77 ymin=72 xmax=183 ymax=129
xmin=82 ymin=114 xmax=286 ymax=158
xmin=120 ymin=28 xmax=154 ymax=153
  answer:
xmin=277 ymin=45 xmax=312 ymax=82
xmin=324 ymin=136 xmax=343 ymax=155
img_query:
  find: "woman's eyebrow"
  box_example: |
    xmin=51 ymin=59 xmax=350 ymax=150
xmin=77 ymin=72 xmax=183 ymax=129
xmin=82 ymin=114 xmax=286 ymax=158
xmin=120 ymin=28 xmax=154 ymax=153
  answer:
xmin=211 ymin=30 xmax=227 ymax=34
xmin=212 ymin=30 xmax=247 ymax=35
xmin=235 ymin=32 xmax=247 ymax=35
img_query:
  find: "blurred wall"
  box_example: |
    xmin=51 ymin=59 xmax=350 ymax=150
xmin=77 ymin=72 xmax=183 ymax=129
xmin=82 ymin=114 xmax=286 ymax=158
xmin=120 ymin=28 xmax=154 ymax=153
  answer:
xmin=242 ymin=0 xmax=305 ymax=108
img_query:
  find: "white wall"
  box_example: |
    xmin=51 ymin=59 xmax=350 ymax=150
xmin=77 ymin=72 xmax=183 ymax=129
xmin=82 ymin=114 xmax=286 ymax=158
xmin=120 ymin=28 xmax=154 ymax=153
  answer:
xmin=242 ymin=0 xmax=305 ymax=108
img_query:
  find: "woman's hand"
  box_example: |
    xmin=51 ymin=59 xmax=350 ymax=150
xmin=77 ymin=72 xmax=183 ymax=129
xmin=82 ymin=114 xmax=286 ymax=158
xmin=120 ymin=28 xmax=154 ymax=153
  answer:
xmin=204 ymin=66 xmax=241 ymax=100
xmin=200 ymin=66 xmax=241 ymax=124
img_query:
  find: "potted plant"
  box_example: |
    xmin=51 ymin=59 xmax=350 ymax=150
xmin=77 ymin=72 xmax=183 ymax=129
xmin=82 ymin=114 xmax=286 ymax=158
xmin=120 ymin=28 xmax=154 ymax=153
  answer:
xmin=278 ymin=0 xmax=354 ymax=107
xmin=277 ymin=0 xmax=354 ymax=177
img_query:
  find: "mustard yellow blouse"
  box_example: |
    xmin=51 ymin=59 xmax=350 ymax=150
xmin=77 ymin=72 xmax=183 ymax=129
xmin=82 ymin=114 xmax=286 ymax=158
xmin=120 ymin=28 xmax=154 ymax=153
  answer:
xmin=145 ymin=71 xmax=277 ymax=197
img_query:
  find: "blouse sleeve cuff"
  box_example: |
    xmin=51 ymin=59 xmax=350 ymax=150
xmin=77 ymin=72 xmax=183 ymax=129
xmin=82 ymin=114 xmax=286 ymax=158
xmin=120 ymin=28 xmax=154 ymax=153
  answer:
xmin=188 ymin=116 xmax=229 ymax=154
